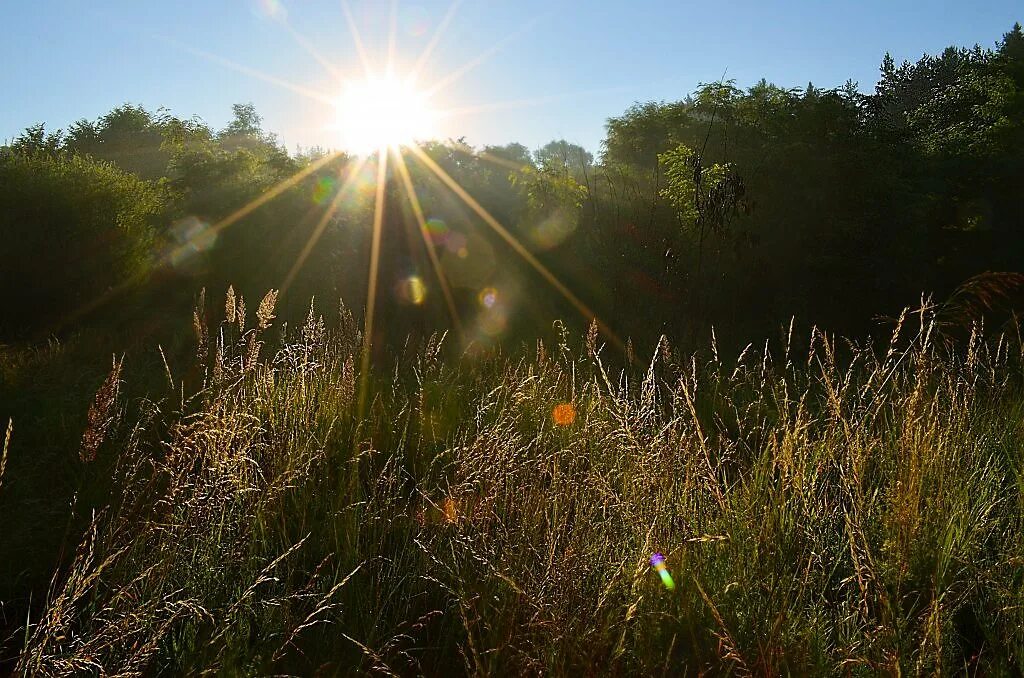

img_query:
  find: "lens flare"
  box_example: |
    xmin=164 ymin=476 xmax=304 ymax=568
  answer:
xmin=256 ymin=0 xmax=286 ymax=20
xmin=142 ymin=1 xmax=630 ymax=368
xmin=425 ymin=217 xmax=449 ymax=243
xmin=401 ymin=5 xmax=431 ymax=37
xmin=552 ymin=402 xmax=576 ymax=426
xmin=478 ymin=306 xmax=508 ymax=337
xmin=478 ymin=287 xmax=498 ymax=308
xmin=649 ymin=553 xmax=676 ymax=591
xmin=442 ymin=497 xmax=458 ymax=524
xmin=396 ymin=275 xmax=428 ymax=305
xmin=312 ymin=175 xmax=336 ymax=204
xmin=166 ymin=216 xmax=216 ymax=271
xmin=529 ymin=209 xmax=578 ymax=250
xmin=443 ymin=231 xmax=467 ymax=253
xmin=442 ymin=232 xmax=494 ymax=288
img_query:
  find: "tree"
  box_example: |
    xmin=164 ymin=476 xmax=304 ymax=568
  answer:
xmin=10 ymin=123 xmax=63 ymax=155
xmin=0 ymin=149 xmax=167 ymax=334
xmin=218 ymin=102 xmax=283 ymax=157
xmin=222 ymin=102 xmax=264 ymax=138
xmin=512 ymin=162 xmax=588 ymax=250
xmin=60 ymin=104 xmax=212 ymax=180
xmin=534 ymin=140 xmax=592 ymax=175
xmin=481 ymin=142 xmax=534 ymax=169
xmin=65 ymin=104 xmax=170 ymax=178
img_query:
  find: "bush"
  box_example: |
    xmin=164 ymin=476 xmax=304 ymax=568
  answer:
xmin=0 ymin=150 xmax=167 ymax=335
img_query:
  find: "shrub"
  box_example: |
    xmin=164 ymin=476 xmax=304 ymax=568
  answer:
xmin=0 ymin=150 xmax=167 ymax=335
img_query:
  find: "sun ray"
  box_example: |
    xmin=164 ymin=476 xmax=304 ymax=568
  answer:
xmin=160 ymin=5 xmax=625 ymax=360
xmin=476 ymin=151 xmax=533 ymax=173
xmin=168 ymin=39 xmax=336 ymax=106
xmin=406 ymin=145 xmax=625 ymax=353
xmin=281 ymin=156 xmax=370 ymax=296
xmin=436 ymin=98 xmax=544 ymax=119
xmin=409 ymin=0 xmax=463 ymax=82
xmin=341 ymin=0 xmax=375 ymax=79
xmin=280 ymin=17 xmax=347 ymax=84
xmin=54 ymin=151 xmax=345 ymax=332
xmin=392 ymin=148 xmax=465 ymax=340
xmin=436 ymin=84 xmax=642 ymax=119
xmin=206 ymin=151 xmax=343 ymax=241
xmin=421 ymin=15 xmax=544 ymax=99
xmin=386 ymin=0 xmax=398 ymax=76
xmin=358 ymin=147 xmax=390 ymax=420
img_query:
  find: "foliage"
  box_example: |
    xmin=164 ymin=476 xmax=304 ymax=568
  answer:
xmin=586 ymin=24 xmax=1024 ymax=347
xmin=657 ymin=143 xmax=744 ymax=235
xmin=64 ymin=104 xmax=212 ymax=180
xmin=5 ymin=23 xmax=1023 ymax=346
xmin=514 ymin=163 xmax=588 ymax=222
xmin=5 ymin=24 xmax=1024 ymax=674
xmin=0 ymin=149 xmax=167 ymax=334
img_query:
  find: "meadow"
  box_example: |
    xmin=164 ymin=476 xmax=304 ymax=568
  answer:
xmin=2 ymin=19 xmax=1023 ymax=676
xmin=4 ymin=290 xmax=1024 ymax=675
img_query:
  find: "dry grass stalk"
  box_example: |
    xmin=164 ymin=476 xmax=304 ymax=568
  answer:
xmin=0 ymin=417 xmax=11 ymax=493
xmin=236 ymin=294 xmax=246 ymax=331
xmin=79 ymin=355 xmax=123 ymax=463
xmin=256 ymin=289 xmax=278 ymax=330
xmin=15 ymin=301 xmax=1024 ymax=674
xmin=224 ymin=284 xmax=236 ymax=325
xmin=193 ymin=287 xmax=208 ymax=366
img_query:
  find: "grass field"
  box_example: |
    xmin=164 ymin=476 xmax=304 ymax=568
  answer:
xmin=4 ymin=292 xmax=1024 ymax=675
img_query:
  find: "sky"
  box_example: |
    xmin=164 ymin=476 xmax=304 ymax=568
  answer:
xmin=1 ymin=0 xmax=1020 ymax=155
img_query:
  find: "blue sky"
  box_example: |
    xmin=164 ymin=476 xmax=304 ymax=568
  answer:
xmin=1 ymin=1 xmax=1019 ymax=154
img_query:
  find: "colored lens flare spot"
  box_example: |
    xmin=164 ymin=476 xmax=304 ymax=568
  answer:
xmin=442 ymin=497 xmax=458 ymax=524
xmin=166 ymin=216 xmax=216 ymax=270
xmin=478 ymin=287 xmax=498 ymax=308
xmin=552 ymin=402 xmax=576 ymax=426
xmin=312 ymin=176 xmax=336 ymax=204
xmin=478 ymin=306 xmax=508 ymax=336
xmin=401 ymin=5 xmax=431 ymax=37
xmin=396 ymin=275 xmax=428 ymax=305
xmin=443 ymin=231 xmax=467 ymax=253
xmin=257 ymin=0 xmax=286 ymax=20
xmin=649 ymin=552 xmax=676 ymax=591
xmin=425 ymin=217 xmax=449 ymax=243
xmin=442 ymin=233 xmax=495 ymax=289
xmin=529 ymin=210 xmax=578 ymax=250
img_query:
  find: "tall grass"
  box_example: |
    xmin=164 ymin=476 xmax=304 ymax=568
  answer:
xmin=10 ymin=293 xmax=1024 ymax=675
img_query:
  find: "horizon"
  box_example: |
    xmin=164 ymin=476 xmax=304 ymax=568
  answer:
xmin=2 ymin=0 xmax=1020 ymax=154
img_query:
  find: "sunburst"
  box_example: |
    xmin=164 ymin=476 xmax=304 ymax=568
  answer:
xmin=153 ymin=0 xmax=630 ymax=416
xmin=332 ymin=74 xmax=437 ymax=155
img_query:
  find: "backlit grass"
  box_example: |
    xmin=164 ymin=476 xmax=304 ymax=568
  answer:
xmin=8 ymin=294 xmax=1024 ymax=675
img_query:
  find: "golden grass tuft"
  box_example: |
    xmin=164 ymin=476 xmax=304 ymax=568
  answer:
xmin=78 ymin=355 xmax=123 ymax=464
xmin=12 ymin=294 xmax=1024 ymax=675
xmin=0 ymin=418 xmax=10 ymax=494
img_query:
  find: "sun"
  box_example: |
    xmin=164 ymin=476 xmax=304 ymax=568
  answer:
xmin=180 ymin=2 xmax=620 ymax=358
xmin=334 ymin=74 xmax=437 ymax=155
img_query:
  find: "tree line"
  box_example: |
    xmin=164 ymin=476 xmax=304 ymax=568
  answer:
xmin=2 ymin=24 xmax=1022 ymax=352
